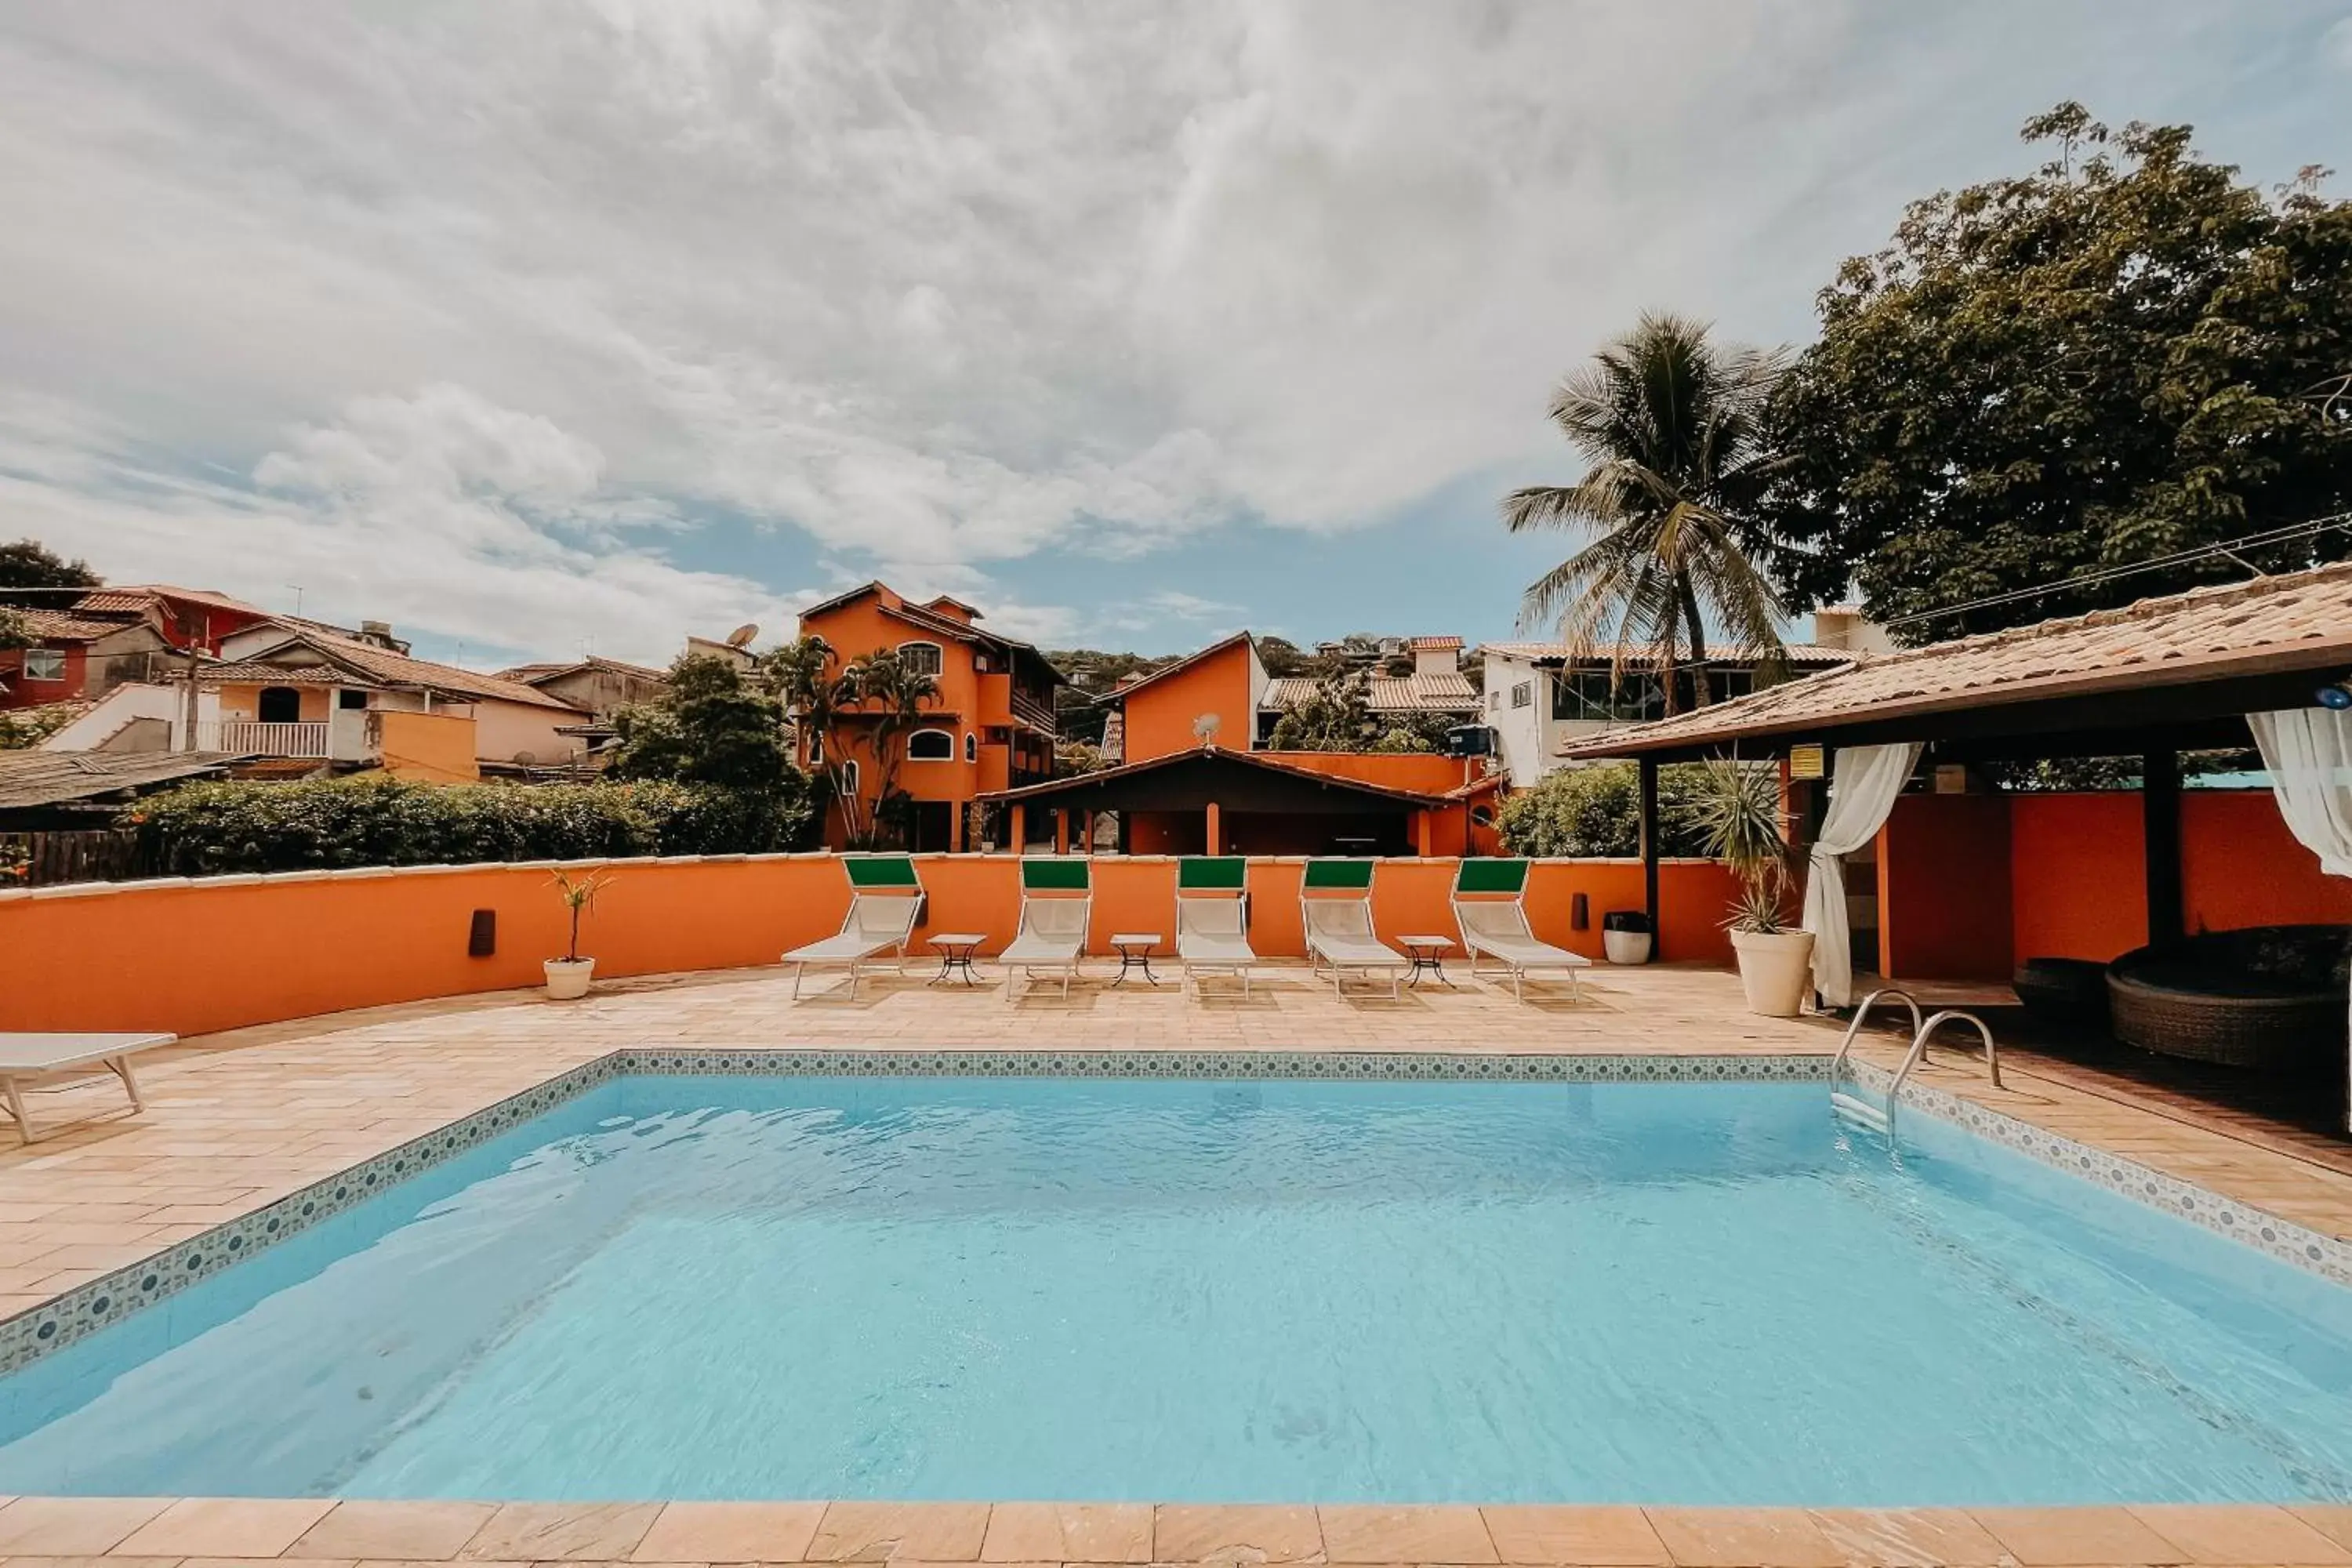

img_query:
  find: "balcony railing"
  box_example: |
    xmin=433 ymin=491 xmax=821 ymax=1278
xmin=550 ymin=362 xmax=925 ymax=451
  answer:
xmin=1011 ymin=689 xmax=1058 ymax=737
xmin=197 ymin=720 xmax=330 ymax=758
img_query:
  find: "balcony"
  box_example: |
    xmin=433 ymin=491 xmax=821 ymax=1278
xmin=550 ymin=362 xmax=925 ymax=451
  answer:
xmin=197 ymin=720 xmax=330 ymax=757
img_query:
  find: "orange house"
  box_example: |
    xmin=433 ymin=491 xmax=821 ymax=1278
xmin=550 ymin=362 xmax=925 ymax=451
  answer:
xmin=794 ymin=583 xmax=1064 ymax=850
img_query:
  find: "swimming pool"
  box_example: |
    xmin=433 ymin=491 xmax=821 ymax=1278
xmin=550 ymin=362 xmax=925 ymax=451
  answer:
xmin=2 ymin=1062 xmax=2350 ymax=1504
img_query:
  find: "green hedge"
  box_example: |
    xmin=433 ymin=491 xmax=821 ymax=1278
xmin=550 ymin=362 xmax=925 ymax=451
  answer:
xmin=1495 ymin=764 xmax=1711 ymax=858
xmin=132 ymin=777 xmax=815 ymax=876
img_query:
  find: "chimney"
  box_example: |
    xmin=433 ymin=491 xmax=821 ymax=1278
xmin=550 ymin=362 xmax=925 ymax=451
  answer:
xmin=1809 ymin=607 xmax=1894 ymax=655
xmin=359 ymin=619 xmax=396 ymax=648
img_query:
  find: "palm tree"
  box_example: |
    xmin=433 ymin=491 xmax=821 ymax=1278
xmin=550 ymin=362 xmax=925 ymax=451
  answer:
xmin=1504 ymin=312 xmax=1788 ymax=714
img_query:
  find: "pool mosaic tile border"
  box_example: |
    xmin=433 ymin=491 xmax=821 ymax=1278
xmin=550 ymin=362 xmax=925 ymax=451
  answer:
xmin=1849 ymin=1060 xmax=2352 ymax=1287
xmin=3 ymin=1046 xmax=2347 ymax=1381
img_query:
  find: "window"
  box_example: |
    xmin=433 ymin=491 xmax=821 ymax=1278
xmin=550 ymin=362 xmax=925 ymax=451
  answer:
xmin=838 ymin=760 xmax=858 ymax=796
xmin=337 ymin=688 xmax=368 ymax=710
xmin=1488 ymin=688 xmax=1500 ymax=711
xmin=906 ymin=728 xmax=955 ymax=761
xmin=896 ymin=641 xmax=944 ymax=677
xmin=21 ymin=648 xmax=65 ymax=681
xmin=1470 ymin=805 xmax=1495 ymax=827
xmin=964 ymin=731 xmax=978 ymax=762
xmin=1549 ymin=670 xmax=1664 ymax=723
xmin=257 ymin=686 xmax=303 ymax=724
xmin=1511 ymin=681 xmax=1532 ymax=709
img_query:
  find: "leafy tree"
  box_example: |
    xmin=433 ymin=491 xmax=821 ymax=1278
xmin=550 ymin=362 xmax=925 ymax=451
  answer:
xmin=1054 ymin=739 xmax=1110 ymax=775
xmin=0 ymin=536 xmax=101 ymax=648
xmin=1254 ymin=636 xmax=1312 ymax=677
xmin=1266 ymin=669 xmax=1450 ymax=753
xmin=762 ymin=637 xmax=937 ymax=847
xmin=608 ymin=654 xmax=797 ymax=791
xmin=1504 ymin=313 xmax=1788 ymax=713
xmin=1760 ymin=104 xmax=2352 ymax=641
xmin=843 ymin=647 xmax=940 ymax=836
xmin=1495 ymin=764 xmax=1708 ymax=858
xmin=1044 ymin=647 xmax=1158 ymax=745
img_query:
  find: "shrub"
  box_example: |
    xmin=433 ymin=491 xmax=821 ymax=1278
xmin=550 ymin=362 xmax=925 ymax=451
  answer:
xmin=1495 ymin=764 xmax=1711 ymax=858
xmin=132 ymin=776 xmax=815 ymax=876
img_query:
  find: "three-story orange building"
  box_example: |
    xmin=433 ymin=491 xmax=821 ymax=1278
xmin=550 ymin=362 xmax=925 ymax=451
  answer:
xmin=793 ymin=583 xmax=1064 ymax=850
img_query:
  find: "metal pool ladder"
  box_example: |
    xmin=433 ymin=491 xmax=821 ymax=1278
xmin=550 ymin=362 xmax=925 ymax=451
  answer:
xmin=1829 ymin=989 xmax=2002 ymax=1139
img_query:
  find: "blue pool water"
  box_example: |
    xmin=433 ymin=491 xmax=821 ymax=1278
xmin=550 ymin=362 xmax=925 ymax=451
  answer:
xmin=2 ymin=1073 xmax=2352 ymax=1504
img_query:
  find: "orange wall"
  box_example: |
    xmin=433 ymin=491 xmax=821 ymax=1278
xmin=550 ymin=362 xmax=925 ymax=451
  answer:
xmin=1123 ymin=641 xmax=1254 ymax=761
xmin=2183 ymin=790 xmax=2352 ymax=933
xmin=1256 ymin=751 xmax=1479 ymax=793
xmin=0 ymin=855 xmax=1737 ymax=1038
xmin=1877 ymin=793 xmax=2014 ymax=981
xmin=376 ymin=710 xmax=481 ymax=782
xmin=2009 ymin=792 xmax=2147 ymax=962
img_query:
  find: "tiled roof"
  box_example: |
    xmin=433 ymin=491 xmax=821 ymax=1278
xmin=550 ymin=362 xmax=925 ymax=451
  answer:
xmin=976 ymin=744 xmax=1453 ymax=807
xmin=0 ymin=750 xmax=243 ymax=811
xmin=241 ymin=630 xmax=583 ymax=711
xmin=495 ymin=656 xmax=671 ymax=685
xmin=1409 ymin=635 xmax=1465 ymax=652
xmin=196 ymin=662 xmax=372 ymax=687
xmin=1105 ymin=632 xmax=1254 ymax=700
xmin=5 ymin=608 xmax=138 ymax=641
xmin=1559 ymin=561 xmax=2352 ymax=758
xmin=1261 ymin=673 xmax=1481 ymax=713
xmin=1478 ymin=640 xmax=1857 ymax=666
xmin=74 ymin=586 xmax=267 ymax=617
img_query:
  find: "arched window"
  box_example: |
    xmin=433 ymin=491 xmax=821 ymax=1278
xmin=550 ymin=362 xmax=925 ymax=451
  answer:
xmin=906 ymin=728 xmax=955 ymax=761
xmin=895 ymin=641 xmax=944 ymax=677
xmin=838 ymin=760 xmax=858 ymax=797
xmin=1470 ymin=805 xmax=1495 ymax=827
xmin=257 ymin=686 xmax=303 ymax=724
xmin=964 ymin=731 xmax=978 ymax=762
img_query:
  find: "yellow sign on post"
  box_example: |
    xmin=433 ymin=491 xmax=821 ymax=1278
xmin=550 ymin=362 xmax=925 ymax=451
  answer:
xmin=1788 ymin=742 xmax=1826 ymax=780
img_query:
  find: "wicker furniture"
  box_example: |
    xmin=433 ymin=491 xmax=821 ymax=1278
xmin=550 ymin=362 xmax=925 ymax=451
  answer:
xmin=2013 ymin=957 xmax=2111 ymax=1029
xmin=2106 ymin=925 xmax=2350 ymax=1069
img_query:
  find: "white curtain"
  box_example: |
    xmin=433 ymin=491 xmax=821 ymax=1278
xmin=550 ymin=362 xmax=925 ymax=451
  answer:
xmin=1802 ymin=742 xmax=1924 ymax=1010
xmin=2247 ymin=707 xmax=2352 ymax=1131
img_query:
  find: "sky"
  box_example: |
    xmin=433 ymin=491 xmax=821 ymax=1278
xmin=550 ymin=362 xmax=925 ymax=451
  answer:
xmin=2 ymin=2 xmax=2350 ymax=670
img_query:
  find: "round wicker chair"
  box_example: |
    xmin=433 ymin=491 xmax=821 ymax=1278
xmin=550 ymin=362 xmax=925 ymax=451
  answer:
xmin=2106 ymin=925 xmax=2350 ymax=1069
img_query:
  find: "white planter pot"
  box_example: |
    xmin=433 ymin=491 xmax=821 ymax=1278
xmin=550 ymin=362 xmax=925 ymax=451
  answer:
xmin=1602 ymin=929 xmax=1653 ymax=965
xmin=1730 ymin=929 xmax=1817 ymax=1018
xmin=544 ymin=957 xmax=596 ymax=1000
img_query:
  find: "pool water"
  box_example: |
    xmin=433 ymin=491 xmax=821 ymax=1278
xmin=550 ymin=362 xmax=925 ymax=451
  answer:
xmin=2 ymin=1073 xmax=2351 ymax=1504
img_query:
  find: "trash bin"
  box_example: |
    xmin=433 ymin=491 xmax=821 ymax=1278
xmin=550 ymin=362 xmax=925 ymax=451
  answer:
xmin=1602 ymin=909 xmax=1653 ymax=965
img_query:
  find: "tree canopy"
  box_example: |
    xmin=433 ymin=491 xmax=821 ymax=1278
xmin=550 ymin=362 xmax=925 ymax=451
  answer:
xmin=608 ymin=653 xmax=799 ymax=793
xmin=1265 ymin=669 xmax=1450 ymax=754
xmin=0 ymin=537 xmax=102 ymax=650
xmin=1760 ymin=104 xmax=2352 ymax=642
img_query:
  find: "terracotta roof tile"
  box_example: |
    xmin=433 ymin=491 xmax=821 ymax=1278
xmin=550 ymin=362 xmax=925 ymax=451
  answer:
xmin=1261 ymin=673 xmax=1480 ymax=713
xmin=1559 ymin=561 xmax=2352 ymax=757
xmin=1478 ymin=640 xmax=1858 ymax=666
xmin=5 ymin=608 xmax=137 ymax=641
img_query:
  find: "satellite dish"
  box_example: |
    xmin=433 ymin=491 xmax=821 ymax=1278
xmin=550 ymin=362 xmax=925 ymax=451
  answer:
xmin=1192 ymin=713 xmax=1221 ymax=744
xmin=726 ymin=622 xmax=760 ymax=648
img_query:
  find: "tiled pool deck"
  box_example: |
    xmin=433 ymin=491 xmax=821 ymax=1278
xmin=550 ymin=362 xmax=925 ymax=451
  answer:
xmin=5 ymin=959 xmax=2352 ymax=1566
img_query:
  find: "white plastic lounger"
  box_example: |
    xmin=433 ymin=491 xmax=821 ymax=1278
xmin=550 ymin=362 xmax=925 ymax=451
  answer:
xmin=1301 ymin=858 xmax=1408 ymax=999
xmin=785 ymin=855 xmax=924 ymax=998
xmin=1003 ymin=857 xmax=1091 ymax=999
xmin=1176 ymin=857 xmax=1255 ymax=998
xmin=1453 ymin=858 xmax=1591 ymax=1000
xmin=0 ymin=1032 xmax=174 ymax=1143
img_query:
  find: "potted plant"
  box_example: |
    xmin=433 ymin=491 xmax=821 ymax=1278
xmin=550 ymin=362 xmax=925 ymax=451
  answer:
xmin=1683 ymin=758 xmax=1814 ymax=1016
xmin=545 ymin=868 xmax=612 ymax=1000
xmin=1600 ymin=909 xmax=1653 ymax=965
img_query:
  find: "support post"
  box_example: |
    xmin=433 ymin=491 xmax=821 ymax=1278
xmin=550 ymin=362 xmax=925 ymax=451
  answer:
xmin=1010 ymin=804 xmax=1026 ymax=854
xmin=950 ymin=801 xmax=965 ymax=855
xmin=1639 ymin=756 xmax=1661 ymax=963
xmin=1054 ymin=808 xmax=1070 ymax=855
xmin=1414 ymin=810 xmax=1432 ymax=857
xmin=1205 ymin=800 xmax=1222 ymax=856
xmin=2143 ymin=750 xmax=2183 ymax=946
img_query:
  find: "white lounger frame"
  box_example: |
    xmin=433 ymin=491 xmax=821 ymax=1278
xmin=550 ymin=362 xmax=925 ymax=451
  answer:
xmin=1301 ymin=865 xmax=1407 ymax=1000
xmin=1004 ymin=884 xmax=1091 ymax=1000
xmin=0 ymin=1032 xmax=174 ymax=1144
xmin=786 ymin=866 xmax=924 ymax=999
xmin=1176 ymin=884 xmax=1255 ymax=998
xmin=1452 ymin=869 xmax=1590 ymax=1001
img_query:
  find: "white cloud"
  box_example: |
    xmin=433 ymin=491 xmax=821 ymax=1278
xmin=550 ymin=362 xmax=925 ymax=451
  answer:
xmin=0 ymin=1 xmax=2338 ymax=656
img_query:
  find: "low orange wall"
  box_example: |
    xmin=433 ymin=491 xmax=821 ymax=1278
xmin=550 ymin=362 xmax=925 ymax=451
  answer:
xmin=376 ymin=710 xmax=481 ymax=782
xmin=0 ymin=855 xmax=1739 ymax=1039
xmin=2183 ymin=789 xmax=2352 ymax=934
xmin=1878 ymin=794 xmax=2015 ymax=981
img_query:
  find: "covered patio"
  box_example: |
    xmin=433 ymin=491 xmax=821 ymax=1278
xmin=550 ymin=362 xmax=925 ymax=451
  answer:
xmin=1565 ymin=563 xmax=2352 ymax=1133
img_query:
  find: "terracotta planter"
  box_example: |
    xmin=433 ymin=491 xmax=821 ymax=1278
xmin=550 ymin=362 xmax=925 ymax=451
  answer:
xmin=543 ymin=957 xmax=596 ymax=1000
xmin=1730 ymin=929 xmax=1816 ymax=1018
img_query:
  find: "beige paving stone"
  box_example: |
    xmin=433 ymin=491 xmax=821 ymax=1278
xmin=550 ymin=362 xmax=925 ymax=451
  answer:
xmin=1150 ymin=1505 xmax=1324 ymax=1564
xmin=2302 ymin=1505 xmax=2352 ymax=1552
xmin=1967 ymin=1506 xmax=2183 ymax=1566
xmin=633 ymin=1504 xmax=830 ymax=1563
xmin=1639 ymin=1508 xmax=1844 ymax=1568
xmin=1316 ymin=1506 xmax=1494 ymax=1563
xmin=114 ymin=1498 xmax=336 ymax=1558
xmin=804 ymin=1504 xmax=992 ymax=1563
xmin=1477 ymin=1507 xmax=1669 ymax=1566
xmin=294 ymin=1502 xmax=503 ymax=1560
xmin=456 ymin=1504 xmax=663 ymax=1562
xmin=1804 ymin=1509 xmax=2008 ymax=1567
xmin=0 ymin=1496 xmax=174 ymax=1555
xmin=979 ymin=1504 xmax=1152 ymax=1563
xmin=2129 ymin=1502 xmax=2352 ymax=1564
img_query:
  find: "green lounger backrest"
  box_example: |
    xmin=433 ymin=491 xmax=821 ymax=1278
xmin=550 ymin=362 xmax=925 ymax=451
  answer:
xmin=1178 ymin=856 xmax=1247 ymax=891
xmin=1456 ymin=858 xmax=1529 ymax=895
xmin=844 ymin=855 xmax=921 ymax=891
xmin=1301 ymin=858 xmax=1376 ymax=891
xmin=1021 ymin=856 xmax=1091 ymax=891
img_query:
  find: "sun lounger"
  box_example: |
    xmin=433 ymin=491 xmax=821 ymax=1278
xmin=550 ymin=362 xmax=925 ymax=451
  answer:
xmin=1003 ymin=857 xmax=1091 ymax=999
xmin=1176 ymin=856 xmax=1255 ymax=998
xmin=785 ymin=855 xmax=925 ymax=998
xmin=1453 ymin=858 xmax=1590 ymax=1000
xmin=1301 ymin=858 xmax=1407 ymax=999
xmin=0 ymin=1031 xmax=175 ymax=1143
